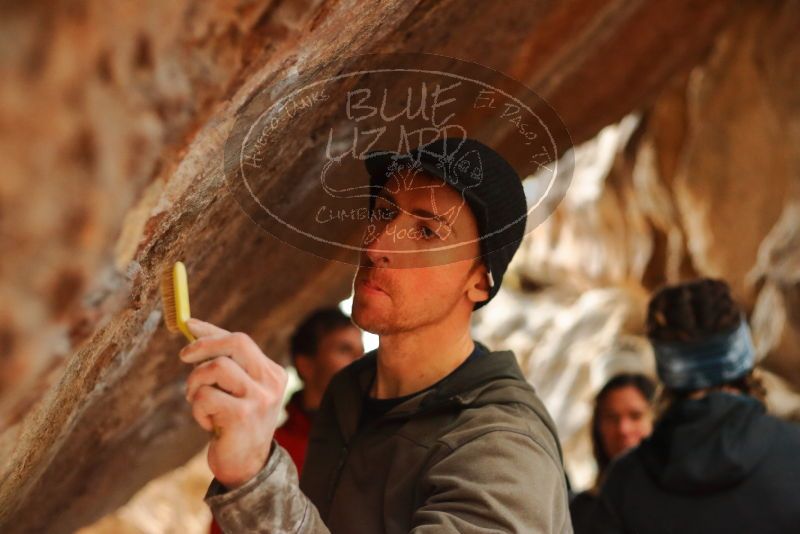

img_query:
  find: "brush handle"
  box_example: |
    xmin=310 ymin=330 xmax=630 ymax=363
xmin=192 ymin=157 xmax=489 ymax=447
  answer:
xmin=180 ymin=325 xmax=196 ymax=343
xmin=173 ymin=261 xmax=195 ymax=342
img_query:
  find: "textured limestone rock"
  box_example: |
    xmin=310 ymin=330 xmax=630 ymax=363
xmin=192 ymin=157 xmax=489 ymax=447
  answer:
xmin=0 ymin=0 xmax=774 ymax=531
xmin=76 ymin=447 xmax=213 ymax=534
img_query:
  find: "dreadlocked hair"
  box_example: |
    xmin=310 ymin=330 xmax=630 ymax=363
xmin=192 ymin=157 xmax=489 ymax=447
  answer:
xmin=647 ymin=278 xmax=766 ymax=412
xmin=646 ymin=278 xmax=741 ymax=343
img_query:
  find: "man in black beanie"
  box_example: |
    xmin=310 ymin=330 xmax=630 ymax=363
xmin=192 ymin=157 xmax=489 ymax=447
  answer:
xmin=182 ymin=137 xmax=572 ymax=533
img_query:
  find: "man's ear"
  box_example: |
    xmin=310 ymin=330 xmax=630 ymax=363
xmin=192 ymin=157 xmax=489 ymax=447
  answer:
xmin=294 ymin=354 xmax=314 ymax=384
xmin=465 ymin=259 xmax=490 ymax=305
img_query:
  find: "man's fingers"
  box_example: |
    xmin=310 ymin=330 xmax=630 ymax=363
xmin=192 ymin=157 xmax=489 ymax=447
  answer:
xmin=186 ymin=318 xmax=230 ymax=339
xmin=180 ymin=332 xmax=271 ymax=381
xmin=190 ymin=384 xmax=241 ymax=433
xmin=179 ymin=333 xmax=231 ymax=365
xmin=186 ymin=356 xmax=251 ymax=402
xmin=191 ymin=396 xmax=215 ymax=433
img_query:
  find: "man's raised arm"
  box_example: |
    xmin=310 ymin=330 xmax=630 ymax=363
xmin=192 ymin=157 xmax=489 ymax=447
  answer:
xmin=204 ymin=441 xmax=329 ymax=533
xmin=182 ymin=318 xmax=330 ymax=533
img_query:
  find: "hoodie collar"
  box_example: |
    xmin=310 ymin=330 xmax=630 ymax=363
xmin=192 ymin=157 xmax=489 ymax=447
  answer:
xmin=638 ymin=391 xmax=775 ymax=493
xmin=330 ymin=344 xmax=529 ymax=442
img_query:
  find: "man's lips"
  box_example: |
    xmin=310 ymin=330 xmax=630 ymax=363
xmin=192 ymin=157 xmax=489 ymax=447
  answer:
xmin=357 ymin=277 xmax=389 ymax=297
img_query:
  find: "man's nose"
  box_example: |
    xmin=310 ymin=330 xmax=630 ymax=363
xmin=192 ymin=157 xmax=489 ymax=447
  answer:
xmin=363 ymin=220 xmax=393 ymax=267
xmin=618 ymin=418 xmax=638 ymax=439
xmin=363 ymin=211 xmax=424 ymax=266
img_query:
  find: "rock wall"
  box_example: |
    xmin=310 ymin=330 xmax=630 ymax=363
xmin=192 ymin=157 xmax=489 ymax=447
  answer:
xmin=3 ymin=0 xmax=797 ymax=531
xmin=474 ymin=0 xmax=800 ymax=487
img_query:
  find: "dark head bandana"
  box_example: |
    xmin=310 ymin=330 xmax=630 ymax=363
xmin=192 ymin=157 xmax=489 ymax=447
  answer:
xmin=652 ymin=317 xmax=756 ymax=391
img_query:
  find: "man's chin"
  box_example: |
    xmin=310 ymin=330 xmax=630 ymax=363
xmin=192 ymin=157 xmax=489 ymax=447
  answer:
xmin=351 ymin=296 xmax=392 ymax=335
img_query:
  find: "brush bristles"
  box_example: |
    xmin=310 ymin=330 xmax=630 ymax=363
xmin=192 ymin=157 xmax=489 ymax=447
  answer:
xmin=160 ymin=264 xmax=180 ymax=333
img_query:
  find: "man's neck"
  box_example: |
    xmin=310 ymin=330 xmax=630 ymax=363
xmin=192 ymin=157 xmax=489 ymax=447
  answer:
xmin=301 ymin=388 xmax=322 ymax=412
xmin=372 ymin=318 xmax=475 ymax=399
xmin=687 ymin=385 xmax=742 ymax=400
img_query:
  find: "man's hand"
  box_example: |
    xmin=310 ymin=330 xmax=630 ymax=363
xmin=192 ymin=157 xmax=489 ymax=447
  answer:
xmin=181 ymin=318 xmax=288 ymax=489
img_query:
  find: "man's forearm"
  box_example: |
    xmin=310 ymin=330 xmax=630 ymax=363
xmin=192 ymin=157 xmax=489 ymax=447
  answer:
xmin=205 ymin=442 xmax=330 ymax=534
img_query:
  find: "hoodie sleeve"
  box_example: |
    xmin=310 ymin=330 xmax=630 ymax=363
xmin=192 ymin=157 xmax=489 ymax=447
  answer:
xmin=411 ymin=429 xmax=573 ymax=533
xmin=204 ymin=441 xmax=330 ymax=534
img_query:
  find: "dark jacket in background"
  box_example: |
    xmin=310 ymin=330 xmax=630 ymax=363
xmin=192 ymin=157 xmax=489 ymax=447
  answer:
xmin=205 ymin=346 xmax=573 ymax=533
xmin=596 ymin=392 xmax=800 ymax=534
xmin=570 ymin=490 xmax=602 ymax=534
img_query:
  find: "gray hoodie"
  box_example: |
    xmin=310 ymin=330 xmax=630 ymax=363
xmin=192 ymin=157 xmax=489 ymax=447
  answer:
xmin=205 ymin=346 xmax=573 ymax=533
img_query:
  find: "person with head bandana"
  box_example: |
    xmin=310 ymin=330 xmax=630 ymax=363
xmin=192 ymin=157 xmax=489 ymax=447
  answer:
xmin=593 ymin=278 xmax=800 ymax=534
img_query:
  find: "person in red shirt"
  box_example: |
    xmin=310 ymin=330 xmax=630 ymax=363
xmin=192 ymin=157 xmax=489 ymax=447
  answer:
xmin=210 ymin=307 xmax=363 ymax=533
xmin=277 ymin=308 xmax=364 ymax=471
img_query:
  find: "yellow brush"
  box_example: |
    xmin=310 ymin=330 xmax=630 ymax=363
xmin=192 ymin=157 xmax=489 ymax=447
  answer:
xmin=160 ymin=261 xmax=222 ymax=437
xmin=160 ymin=261 xmax=196 ymax=342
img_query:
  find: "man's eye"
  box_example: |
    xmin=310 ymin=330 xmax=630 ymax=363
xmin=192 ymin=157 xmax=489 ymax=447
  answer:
xmin=420 ymin=225 xmax=437 ymax=239
xmin=376 ymin=206 xmax=395 ymax=219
